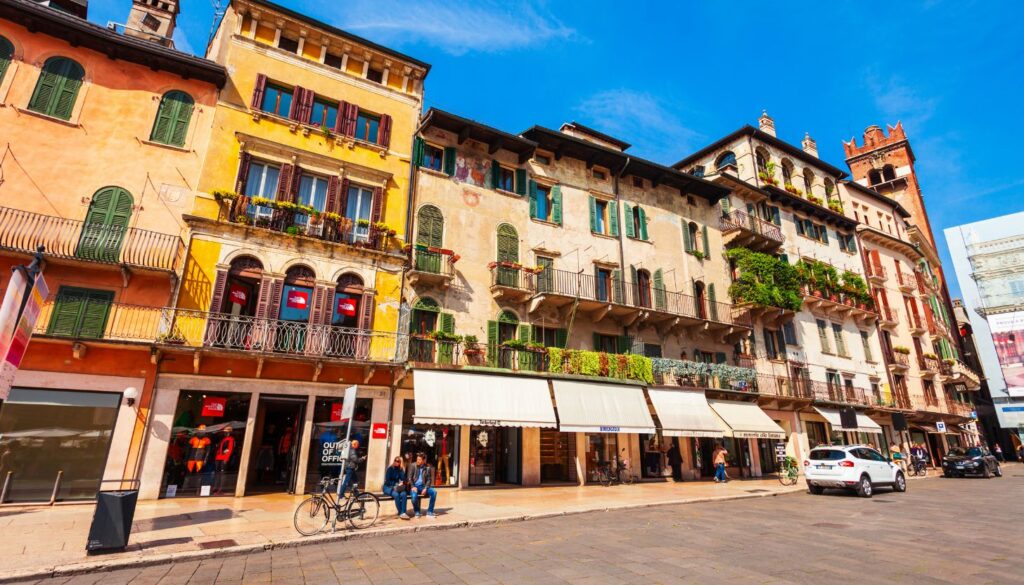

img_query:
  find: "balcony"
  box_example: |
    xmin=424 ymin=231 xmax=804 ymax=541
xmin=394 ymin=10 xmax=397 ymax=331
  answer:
xmin=34 ymin=300 xmax=162 ymax=344
xmin=894 ymin=267 xmax=916 ymax=293
xmin=865 ymin=263 xmax=887 ymax=284
xmin=908 ymin=312 xmax=927 ymax=335
xmin=750 ymin=373 xmax=814 ymax=400
xmin=719 ymin=210 xmax=785 ymax=252
xmin=218 ymin=195 xmax=399 ymax=255
xmin=887 ymin=350 xmax=911 ymax=370
xmin=919 ymin=356 xmax=941 ymax=377
xmin=651 ymin=358 xmax=758 ymax=393
xmin=156 ymin=308 xmax=404 ymax=363
xmin=408 ymin=248 xmax=456 ymax=289
xmin=878 ymin=306 xmax=900 ymax=329
xmin=489 ymin=262 xmax=536 ymax=302
xmin=0 ymin=206 xmax=184 ymax=273
xmin=802 ymin=286 xmax=877 ymax=325
xmin=940 ymin=359 xmax=982 ymax=390
xmin=808 ymin=380 xmax=872 ymax=407
xmin=945 ymin=399 xmax=973 ymax=418
xmin=914 ymin=270 xmax=929 ymax=295
xmin=929 ymin=316 xmax=950 ymax=339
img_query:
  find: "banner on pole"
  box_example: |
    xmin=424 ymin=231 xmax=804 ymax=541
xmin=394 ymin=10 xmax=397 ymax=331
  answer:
xmin=0 ymin=271 xmax=47 ymax=400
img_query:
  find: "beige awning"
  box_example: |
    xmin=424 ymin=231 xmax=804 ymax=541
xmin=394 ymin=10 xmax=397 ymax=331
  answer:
xmin=552 ymin=380 xmax=655 ymax=434
xmin=813 ymin=407 xmax=884 ymax=435
xmin=708 ymin=399 xmax=786 ymax=439
xmin=647 ymin=388 xmax=726 ymax=438
xmin=413 ymin=370 xmax=557 ymax=428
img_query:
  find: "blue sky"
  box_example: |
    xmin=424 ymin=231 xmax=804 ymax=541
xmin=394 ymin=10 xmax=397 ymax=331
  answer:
xmin=88 ymin=0 xmax=1024 ymax=296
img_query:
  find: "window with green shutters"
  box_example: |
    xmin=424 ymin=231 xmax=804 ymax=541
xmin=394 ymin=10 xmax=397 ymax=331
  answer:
xmin=442 ymin=147 xmax=457 ymax=176
xmin=860 ymin=330 xmax=874 ymax=361
xmin=832 ymin=323 xmax=848 ymax=357
xmin=415 ymin=205 xmax=444 ymax=273
xmin=28 ymin=56 xmax=85 ymax=121
xmin=589 ymin=197 xmax=618 ymax=236
xmin=707 ymin=283 xmax=718 ymax=320
xmin=817 ymin=319 xmax=831 ymax=353
xmin=75 ymin=186 xmax=133 ymax=262
xmin=47 ymin=287 xmax=114 ymax=339
xmin=514 ymin=169 xmax=527 ymax=196
xmin=495 ymin=224 xmax=519 ymax=287
xmin=0 ymin=36 xmax=12 ymax=87
xmin=150 ymin=90 xmax=195 ymax=147
xmin=653 ymin=269 xmax=667 ymax=310
xmin=624 ymin=204 xmax=648 ymax=240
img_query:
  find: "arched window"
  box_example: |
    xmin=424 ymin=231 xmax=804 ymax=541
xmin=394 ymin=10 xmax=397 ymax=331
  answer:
xmin=694 ymin=280 xmax=707 ymax=319
xmin=755 ymin=148 xmax=769 ymax=173
xmin=715 ymin=151 xmax=737 ymax=170
xmin=221 ymin=256 xmax=263 ymax=316
xmin=76 ymin=186 xmax=133 ymax=262
xmin=150 ymin=90 xmax=195 ymax=147
xmin=824 ymin=178 xmax=835 ymax=198
xmin=416 ymin=204 xmax=444 ymax=247
xmin=781 ymin=159 xmax=794 ymax=186
xmin=803 ymin=168 xmax=814 ymax=195
xmin=0 ymin=36 xmax=13 ymax=86
xmin=280 ymin=265 xmax=316 ymax=323
xmin=28 ymin=56 xmax=84 ymax=120
xmin=868 ymin=169 xmax=882 ymax=186
xmin=688 ymin=221 xmax=701 ymax=254
xmin=882 ymin=164 xmax=896 ymax=182
xmin=333 ymin=273 xmax=364 ymax=328
xmin=496 ymin=223 xmax=518 ymax=262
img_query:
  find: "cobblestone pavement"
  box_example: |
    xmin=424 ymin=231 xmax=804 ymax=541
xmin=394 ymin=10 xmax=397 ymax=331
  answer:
xmin=17 ymin=469 xmax=1024 ymax=585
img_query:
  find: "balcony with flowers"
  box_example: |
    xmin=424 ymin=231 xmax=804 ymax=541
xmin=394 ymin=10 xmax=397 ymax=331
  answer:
xmin=407 ymin=243 xmax=458 ymax=289
xmin=795 ymin=259 xmax=876 ymax=325
xmin=887 ymin=346 xmax=911 ymax=370
xmin=488 ymin=261 xmax=540 ymax=302
xmin=940 ymin=359 xmax=982 ymax=390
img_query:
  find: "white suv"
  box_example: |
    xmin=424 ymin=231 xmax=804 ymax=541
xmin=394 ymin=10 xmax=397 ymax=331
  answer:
xmin=804 ymin=445 xmax=907 ymax=498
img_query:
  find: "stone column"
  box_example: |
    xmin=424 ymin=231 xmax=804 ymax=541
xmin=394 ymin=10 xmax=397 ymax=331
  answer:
xmin=521 ymin=427 xmax=541 ymax=486
xmin=235 ymin=393 xmax=260 ymax=497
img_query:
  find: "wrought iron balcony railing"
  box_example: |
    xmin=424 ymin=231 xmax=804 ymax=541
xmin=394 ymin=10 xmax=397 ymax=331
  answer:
xmin=34 ymin=300 xmax=163 ymax=342
xmin=808 ymin=380 xmax=872 ymax=406
xmin=0 ymin=207 xmax=184 ymax=272
xmin=411 ymin=249 xmax=455 ymax=278
xmin=720 ymin=210 xmax=784 ymax=245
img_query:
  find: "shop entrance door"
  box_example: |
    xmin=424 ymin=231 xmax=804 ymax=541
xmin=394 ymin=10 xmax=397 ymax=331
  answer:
xmin=497 ymin=427 xmax=521 ymax=484
xmin=469 ymin=426 xmax=521 ymax=486
xmin=540 ymin=429 xmax=576 ymax=483
xmin=248 ymin=396 xmax=306 ymax=494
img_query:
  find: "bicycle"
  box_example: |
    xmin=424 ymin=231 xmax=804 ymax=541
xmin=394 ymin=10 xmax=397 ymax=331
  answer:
xmin=908 ymin=457 xmax=928 ymax=477
xmin=293 ymin=476 xmax=381 ymax=536
xmin=596 ymin=458 xmax=635 ymax=487
xmin=778 ymin=456 xmax=799 ymax=486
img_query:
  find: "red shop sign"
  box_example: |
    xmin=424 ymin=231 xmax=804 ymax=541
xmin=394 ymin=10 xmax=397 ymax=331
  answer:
xmin=201 ymin=396 xmax=226 ymax=418
xmin=330 ymin=402 xmax=343 ymax=422
xmin=337 ymin=295 xmax=357 ymax=317
xmin=286 ymin=290 xmax=309 ymax=309
xmin=228 ymin=283 xmax=248 ymax=305
xmin=371 ymin=422 xmax=388 ymax=440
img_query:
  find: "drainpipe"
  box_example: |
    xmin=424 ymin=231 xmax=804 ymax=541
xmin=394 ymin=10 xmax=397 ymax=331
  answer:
xmin=614 ymin=157 xmax=631 ymax=343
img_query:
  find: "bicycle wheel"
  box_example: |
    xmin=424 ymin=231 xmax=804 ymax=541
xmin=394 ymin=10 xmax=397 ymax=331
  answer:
xmin=621 ymin=469 xmax=634 ymax=485
xmin=779 ymin=469 xmax=798 ymax=486
xmin=346 ymin=492 xmax=380 ymax=530
xmin=598 ymin=468 xmax=612 ymax=487
xmin=294 ymin=496 xmax=330 ymax=536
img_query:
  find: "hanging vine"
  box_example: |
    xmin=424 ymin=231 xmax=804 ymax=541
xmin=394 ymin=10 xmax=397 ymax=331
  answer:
xmin=726 ymin=248 xmax=803 ymax=311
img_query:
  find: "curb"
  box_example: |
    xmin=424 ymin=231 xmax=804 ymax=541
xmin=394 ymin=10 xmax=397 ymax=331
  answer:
xmin=0 ymin=487 xmax=802 ymax=583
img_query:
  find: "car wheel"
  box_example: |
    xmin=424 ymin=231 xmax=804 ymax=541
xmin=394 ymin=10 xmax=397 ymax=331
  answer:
xmin=995 ymin=465 xmax=1003 ymax=478
xmin=893 ymin=472 xmax=907 ymax=493
xmin=856 ymin=475 xmax=873 ymax=498
xmin=982 ymin=466 xmax=992 ymax=479
xmin=807 ymin=484 xmax=824 ymax=495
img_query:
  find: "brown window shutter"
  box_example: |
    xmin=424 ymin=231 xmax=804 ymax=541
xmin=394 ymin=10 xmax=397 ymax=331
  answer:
xmin=251 ymin=74 xmax=267 ymax=110
xmin=235 ymin=152 xmax=252 ymax=194
xmin=293 ymin=87 xmax=314 ymax=123
xmin=370 ymin=186 xmax=384 ymax=223
xmin=358 ymin=292 xmax=375 ymax=330
xmin=338 ymin=178 xmax=350 ymax=215
xmin=255 ymin=276 xmax=274 ymax=319
xmin=379 ymin=114 xmax=392 ymax=148
xmin=309 ymin=285 xmax=324 ymax=325
xmin=338 ymin=102 xmax=358 ymax=137
xmin=290 ymin=165 xmax=302 ymax=202
xmin=326 ymin=176 xmax=339 ymax=214
xmin=266 ymin=279 xmax=284 ymax=320
xmin=276 ymin=164 xmax=294 ymax=202
xmin=334 ymin=101 xmax=350 ymax=134
xmin=209 ymin=269 xmax=229 ymax=313
xmin=314 ymin=284 xmax=332 ymax=325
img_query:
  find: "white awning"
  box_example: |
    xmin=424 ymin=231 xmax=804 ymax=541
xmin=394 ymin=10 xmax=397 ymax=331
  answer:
xmin=647 ymin=388 xmax=726 ymax=437
xmin=552 ymin=380 xmax=655 ymax=434
xmin=413 ymin=370 xmax=557 ymax=428
xmin=708 ymin=400 xmax=786 ymax=439
xmin=813 ymin=407 xmax=883 ymax=435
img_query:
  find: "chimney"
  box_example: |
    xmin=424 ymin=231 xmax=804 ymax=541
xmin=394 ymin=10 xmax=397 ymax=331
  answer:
xmin=758 ymin=110 xmax=776 ymax=137
xmin=124 ymin=0 xmax=179 ymax=48
xmin=801 ymin=132 xmax=818 ymax=158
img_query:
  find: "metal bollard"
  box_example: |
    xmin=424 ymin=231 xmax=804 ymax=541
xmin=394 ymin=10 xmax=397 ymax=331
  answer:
xmin=0 ymin=471 xmax=11 ymax=504
xmin=48 ymin=470 xmax=63 ymax=506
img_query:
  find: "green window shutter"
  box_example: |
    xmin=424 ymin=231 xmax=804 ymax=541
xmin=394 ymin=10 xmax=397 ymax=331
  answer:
xmin=412 ymin=137 xmax=425 ymax=167
xmin=439 ymin=312 xmax=454 ymax=334
xmin=528 ymin=180 xmax=539 ymax=219
xmin=623 ymin=203 xmax=635 ymax=238
xmin=496 ymin=224 xmax=518 ymax=262
xmin=720 ymin=197 xmax=731 ymax=215
xmin=683 ymin=220 xmax=693 ymax=252
xmin=796 ymin=219 xmax=805 ymax=236
xmin=160 ymin=91 xmax=195 ymax=147
xmin=708 ymin=283 xmax=718 ymax=320
xmin=616 ymin=335 xmax=631 ymax=355
xmin=48 ymin=288 xmax=112 ymax=339
xmin=47 ymin=291 xmax=85 ymax=337
xmin=416 ymin=205 xmax=444 ymax=247
xmin=848 ymin=235 xmax=857 ymax=253
xmin=30 ymin=58 xmax=86 ymax=121
xmin=487 ymin=320 xmax=499 ymax=346
xmin=629 ymin=264 xmax=638 ymax=285
xmin=653 ymin=269 xmax=666 ymax=310
xmin=612 ymin=269 xmax=624 ymax=304
xmin=518 ymin=324 xmax=531 ymax=342
xmin=442 ymin=147 xmax=457 ymax=176
xmin=701 ymin=225 xmax=710 ymax=256
xmin=150 ymin=97 xmax=175 ymax=144
xmin=609 ymin=200 xmax=620 ymax=236
xmin=515 ymin=169 xmax=527 ymax=196
xmin=592 ymin=332 xmax=602 ymax=351
xmin=779 ymin=253 xmax=789 ymax=264
xmin=490 ymin=160 xmax=501 ymax=189
xmin=551 ymin=185 xmax=563 ymax=225
xmin=555 ymin=328 xmax=568 ymax=348
xmin=817 ymin=320 xmax=830 ymax=352
xmin=589 ymin=196 xmax=598 ymax=232
xmin=28 ymin=67 xmax=61 ymax=115
xmin=638 ymin=207 xmax=648 ymax=241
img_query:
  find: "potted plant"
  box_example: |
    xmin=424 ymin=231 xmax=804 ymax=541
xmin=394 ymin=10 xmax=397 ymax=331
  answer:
xmin=828 ymin=199 xmax=844 ymax=213
xmin=893 ymin=346 xmax=911 ymax=354
xmin=251 ymin=196 xmax=274 ymax=208
xmin=285 ymin=226 xmax=300 ymax=236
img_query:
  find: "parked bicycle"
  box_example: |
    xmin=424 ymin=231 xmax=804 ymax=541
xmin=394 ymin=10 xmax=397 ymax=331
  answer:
xmin=908 ymin=457 xmax=929 ymax=477
xmin=778 ymin=456 xmax=800 ymax=486
xmin=596 ymin=455 xmax=636 ymax=487
xmin=293 ymin=476 xmax=380 ymax=535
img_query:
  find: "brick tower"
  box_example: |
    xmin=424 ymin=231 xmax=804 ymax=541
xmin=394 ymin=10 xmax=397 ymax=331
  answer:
xmin=842 ymin=122 xmax=938 ymax=248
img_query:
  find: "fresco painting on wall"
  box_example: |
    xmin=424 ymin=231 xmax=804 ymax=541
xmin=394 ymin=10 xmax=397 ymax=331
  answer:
xmin=455 ymin=154 xmax=491 ymax=188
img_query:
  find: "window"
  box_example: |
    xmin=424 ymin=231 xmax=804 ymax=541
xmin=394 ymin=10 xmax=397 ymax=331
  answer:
xmin=715 ymin=151 xmax=737 ymax=170
xmin=868 ymin=169 xmax=882 ymax=186
xmin=632 ymin=176 xmax=644 ymax=188
xmin=355 ymin=110 xmax=380 ymax=143
xmin=689 ymin=166 xmax=705 ymax=178
xmin=410 ymin=297 xmax=440 ymax=335
xmin=861 ymin=331 xmax=874 ymax=361
xmin=28 ymin=56 xmax=84 ymax=120
xmin=803 ymin=168 xmax=814 ymax=194
xmin=309 ymin=97 xmax=338 ymax=129
xmin=832 ymin=323 xmax=848 ymax=357
xmin=592 ymin=169 xmax=607 ymax=180
xmin=532 ymin=183 xmax=556 ymax=222
xmin=781 ymin=159 xmax=794 ymax=185
xmin=817 ymin=319 xmax=831 ymax=353
xmin=422 ymin=143 xmax=443 ymax=172
xmin=824 ymin=178 xmax=835 ymax=198
xmin=591 ymin=197 xmax=617 ymax=235
xmin=593 ymin=333 xmax=619 ymax=354
xmin=595 ymin=267 xmax=613 ymax=302
xmin=296 ymin=174 xmax=329 ymax=231
xmin=631 ymin=206 xmax=643 ymax=239
xmin=782 ymin=321 xmax=798 ymax=345
xmin=260 ymin=83 xmax=293 ymax=117
xmin=47 ymin=287 xmax=114 ymax=339
xmin=0 ymin=36 xmax=14 ymax=86
xmin=763 ymin=328 xmax=780 ymax=360
xmin=78 ymin=186 xmax=133 ymax=262
xmin=150 ymin=90 xmax=194 ymax=147
xmin=278 ymin=36 xmax=299 ymax=53
xmin=685 ymin=221 xmax=702 ymax=254
xmin=346 ymin=184 xmax=375 ymax=241
xmin=882 ymin=165 xmax=896 ymax=182
xmin=642 ymin=343 xmax=663 ymax=358
xmin=496 ymin=166 xmax=515 ymax=192
xmin=838 ymin=232 xmax=857 ymax=253
xmin=324 ymin=53 xmax=343 ymax=69
xmin=755 ymin=149 xmax=769 ymax=173
xmin=366 ymin=68 xmax=384 ymax=84
xmin=535 ymin=153 xmax=551 ymax=165
xmin=532 ymin=326 xmax=566 ymax=348
xmin=244 ymin=161 xmax=280 ymax=221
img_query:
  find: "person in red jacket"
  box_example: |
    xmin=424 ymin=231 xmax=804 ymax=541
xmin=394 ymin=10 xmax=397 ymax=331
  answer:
xmin=212 ymin=426 xmax=235 ymax=495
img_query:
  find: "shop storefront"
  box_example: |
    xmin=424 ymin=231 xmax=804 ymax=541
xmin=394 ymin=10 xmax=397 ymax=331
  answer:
xmin=707 ymin=399 xmax=786 ymax=478
xmin=812 ymin=407 xmax=883 ymax=449
xmin=304 ymin=396 xmax=373 ymax=493
xmin=646 ymin=388 xmax=726 ymax=480
xmin=469 ymin=426 xmax=521 ymax=486
xmin=0 ymin=388 xmax=120 ymax=503
xmin=399 ymin=400 xmax=460 ymax=487
xmin=539 ymin=428 xmax=576 ymax=484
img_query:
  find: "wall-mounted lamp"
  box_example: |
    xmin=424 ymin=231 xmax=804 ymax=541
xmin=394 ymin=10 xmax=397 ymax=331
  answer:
xmin=124 ymin=386 xmax=139 ymax=407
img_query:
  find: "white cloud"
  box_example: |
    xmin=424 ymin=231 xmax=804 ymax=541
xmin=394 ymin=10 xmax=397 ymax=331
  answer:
xmin=172 ymin=27 xmax=196 ymax=56
xmin=574 ymin=89 xmax=701 ymax=163
xmin=865 ymin=73 xmax=938 ymax=133
xmin=332 ymin=0 xmax=576 ymax=55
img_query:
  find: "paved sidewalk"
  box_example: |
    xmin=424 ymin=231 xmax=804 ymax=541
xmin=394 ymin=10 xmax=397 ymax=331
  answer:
xmin=0 ymin=478 xmax=801 ymax=582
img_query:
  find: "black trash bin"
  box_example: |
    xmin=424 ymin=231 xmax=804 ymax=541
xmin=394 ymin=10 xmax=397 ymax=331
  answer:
xmin=86 ymin=488 xmax=139 ymax=554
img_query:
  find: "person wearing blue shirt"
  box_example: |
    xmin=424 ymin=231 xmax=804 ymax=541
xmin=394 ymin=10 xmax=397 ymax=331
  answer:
xmin=382 ymin=456 xmax=409 ymax=519
xmin=406 ymin=452 xmax=437 ymax=518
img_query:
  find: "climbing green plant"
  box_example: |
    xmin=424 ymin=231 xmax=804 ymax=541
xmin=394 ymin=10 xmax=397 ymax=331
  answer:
xmin=726 ymin=248 xmax=803 ymax=311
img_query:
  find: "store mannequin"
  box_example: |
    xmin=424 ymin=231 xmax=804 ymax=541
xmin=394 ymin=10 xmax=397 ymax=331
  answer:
xmin=436 ymin=428 xmax=451 ymax=485
xmin=187 ymin=425 xmax=211 ymax=473
xmin=212 ymin=426 xmax=235 ymax=494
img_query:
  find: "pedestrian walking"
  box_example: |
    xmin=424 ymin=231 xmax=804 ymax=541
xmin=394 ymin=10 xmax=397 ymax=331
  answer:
xmin=338 ymin=439 xmax=366 ymax=498
xmin=407 ymin=452 xmax=438 ymax=518
xmin=712 ymin=443 xmax=728 ymax=483
xmin=667 ymin=440 xmax=683 ymax=482
xmin=383 ymin=456 xmax=409 ymax=519
xmin=993 ymin=443 xmax=1004 ymax=462
xmin=890 ymin=441 xmax=906 ymax=472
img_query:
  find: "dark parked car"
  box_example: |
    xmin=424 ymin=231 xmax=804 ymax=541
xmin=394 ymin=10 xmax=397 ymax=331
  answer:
xmin=942 ymin=446 xmax=1002 ymax=478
